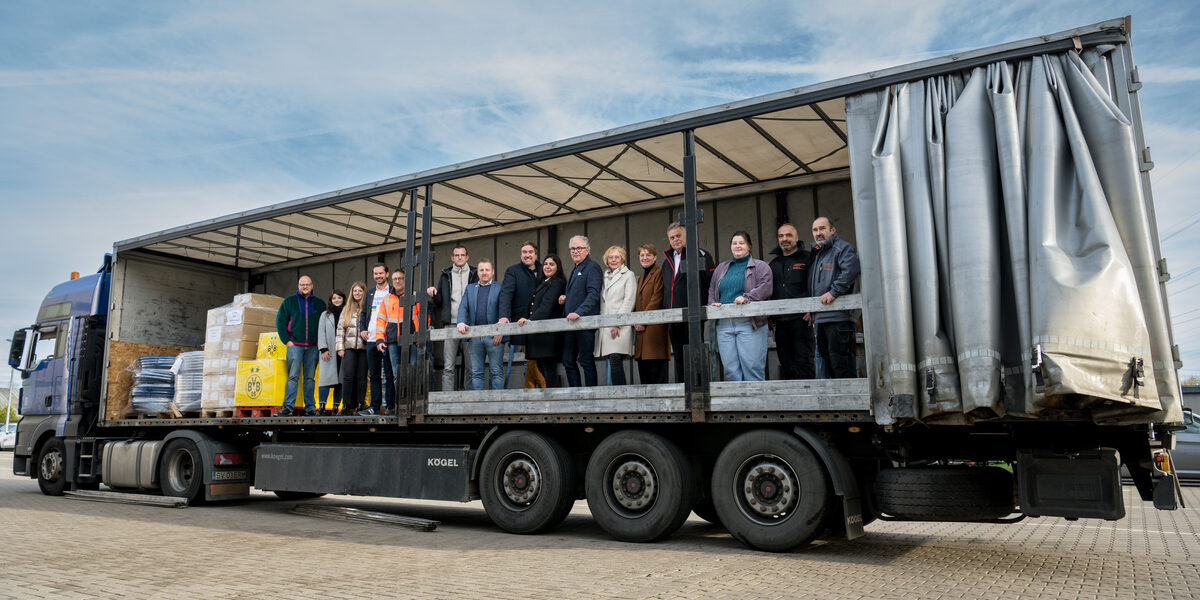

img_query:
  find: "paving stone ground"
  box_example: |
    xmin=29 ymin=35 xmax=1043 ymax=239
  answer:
xmin=0 ymin=452 xmax=1197 ymax=599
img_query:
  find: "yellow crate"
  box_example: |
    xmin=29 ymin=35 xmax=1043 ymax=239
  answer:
xmin=256 ymin=332 xmax=287 ymax=360
xmin=234 ymin=358 xmax=326 ymax=409
xmin=235 ymin=359 xmax=287 ymax=406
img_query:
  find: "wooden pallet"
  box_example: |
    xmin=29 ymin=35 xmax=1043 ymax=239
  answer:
xmin=201 ymin=409 xmax=235 ymax=418
xmin=234 ymin=406 xmax=292 ymax=418
xmin=132 ymin=410 xmax=201 ymax=420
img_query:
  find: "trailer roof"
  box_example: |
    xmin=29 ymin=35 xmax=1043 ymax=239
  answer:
xmin=114 ymin=17 xmax=1130 ymax=272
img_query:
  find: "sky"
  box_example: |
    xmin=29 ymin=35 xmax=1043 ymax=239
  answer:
xmin=1 ymin=1 xmax=1198 ymax=390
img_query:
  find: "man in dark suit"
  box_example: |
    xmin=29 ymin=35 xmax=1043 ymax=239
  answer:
xmin=498 ymin=241 xmax=541 ymax=387
xmin=561 ymin=235 xmax=603 ymax=387
xmin=661 ymin=222 xmax=715 ymax=383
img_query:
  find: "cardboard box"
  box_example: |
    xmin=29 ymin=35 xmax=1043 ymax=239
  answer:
xmin=257 ymin=332 xmax=286 ymax=360
xmin=233 ymin=358 xmax=324 ymax=408
xmin=235 ymin=359 xmax=288 ymax=406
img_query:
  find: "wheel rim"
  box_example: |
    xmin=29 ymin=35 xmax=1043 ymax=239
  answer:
xmin=497 ymin=452 xmax=541 ymax=510
xmin=604 ymin=454 xmax=658 ymax=518
xmin=40 ymin=447 xmax=62 ymax=483
xmin=734 ymin=454 xmax=798 ymax=526
xmin=165 ymin=448 xmax=196 ymax=494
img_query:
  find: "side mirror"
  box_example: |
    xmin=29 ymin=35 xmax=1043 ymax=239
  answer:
xmin=8 ymin=330 xmax=26 ymax=369
xmin=7 ymin=329 xmax=33 ymax=372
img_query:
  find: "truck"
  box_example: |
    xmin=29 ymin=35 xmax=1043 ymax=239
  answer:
xmin=8 ymin=17 xmax=1187 ymax=552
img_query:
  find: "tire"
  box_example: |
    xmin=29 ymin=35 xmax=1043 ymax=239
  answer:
xmin=479 ymin=431 xmax=575 ymax=534
xmin=37 ymin=437 xmax=67 ymax=496
xmin=273 ymin=491 xmax=326 ymax=500
xmin=585 ymin=431 xmax=696 ymax=543
xmin=711 ymin=430 xmax=828 ymax=552
xmin=874 ymin=466 xmax=1014 ymax=521
xmin=158 ymin=439 xmax=206 ymax=504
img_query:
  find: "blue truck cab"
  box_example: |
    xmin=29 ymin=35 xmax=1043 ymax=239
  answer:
xmin=9 ymin=256 xmax=111 ymax=493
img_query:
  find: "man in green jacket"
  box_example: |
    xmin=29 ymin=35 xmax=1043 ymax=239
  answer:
xmin=275 ymin=275 xmax=326 ymax=416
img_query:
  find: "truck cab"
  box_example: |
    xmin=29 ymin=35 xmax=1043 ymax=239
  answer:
xmin=9 ymin=256 xmax=110 ymax=492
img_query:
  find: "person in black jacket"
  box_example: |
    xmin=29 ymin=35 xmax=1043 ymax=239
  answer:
xmin=518 ymin=255 xmax=567 ymax=388
xmin=498 ymin=241 xmax=542 ymax=387
xmin=805 ymin=217 xmax=861 ymax=379
xmin=661 ymin=222 xmax=715 ymax=383
xmin=768 ymin=223 xmax=815 ymax=380
xmin=427 ymin=245 xmax=477 ymax=391
xmin=358 ymin=263 xmax=393 ymax=411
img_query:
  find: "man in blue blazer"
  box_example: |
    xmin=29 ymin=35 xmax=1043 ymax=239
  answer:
xmin=561 ymin=235 xmax=603 ymax=386
xmin=456 ymin=259 xmax=505 ymax=390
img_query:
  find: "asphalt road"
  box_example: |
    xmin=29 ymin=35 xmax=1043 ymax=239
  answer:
xmin=0 ymin=451 xmax=1198 ymax=599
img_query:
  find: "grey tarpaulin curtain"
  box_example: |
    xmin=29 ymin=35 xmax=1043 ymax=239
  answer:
xmin=846 ymin=49 xmax=1182 ymax=426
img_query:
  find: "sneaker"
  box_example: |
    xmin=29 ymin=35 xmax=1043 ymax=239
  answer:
xmin=338 ymin=407 xmax=357 ymax=416
xmin=276 ymin=407 xmax=294 ymax=417
xmin=356 ymin=407 xmax=377 ymax=416
xmin=304 ymin=408 xmax=318 ymax=417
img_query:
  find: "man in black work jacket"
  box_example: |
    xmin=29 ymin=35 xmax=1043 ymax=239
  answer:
xmin=768 ymin=223 xmax=815 ymax=380
xmin=661 ymin=222 xmax=715 ymax=384
xmin=428 ymin=245 xmax=477 ymax=391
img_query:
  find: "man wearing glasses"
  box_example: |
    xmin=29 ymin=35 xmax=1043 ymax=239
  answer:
xmin=560 ymin=235 xmax=603 ymax=386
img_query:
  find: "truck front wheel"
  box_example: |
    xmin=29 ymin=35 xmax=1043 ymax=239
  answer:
xmin=159 ymin=439 xmax=205 ymax=504
xmin=711 ymin=430 xmax=828 ymax=552
xmin=585 ymin=430 xmax=695 ymax=542
xmin=37 ymin=438 xmax=66 ymax=496
xmin=479 ymin=431 xmax=575 ymax=534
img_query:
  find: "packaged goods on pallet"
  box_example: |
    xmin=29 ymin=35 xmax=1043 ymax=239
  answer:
xmin=172 ymin=351 xmax=205 ymax=412
xmin=131 ymin=355 xmax=177 ymax=413
xmin=201 ymin=293 xmax=283 ymax=410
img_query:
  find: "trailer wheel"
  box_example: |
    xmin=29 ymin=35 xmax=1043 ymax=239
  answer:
xmin=479 ymin=431 xmax=575 ymax=534
xmin=159 ymin=439 xmax=205 ymax=504
xmin=711 ymin=430 xmax=828 ymax=552
xmin=874 ymin=466 xmax=1014 ymax=520
xmin=585 ymin=431 xmax=695 ymax=542
xmin=37 ymin=437 xmax=67 ymax=496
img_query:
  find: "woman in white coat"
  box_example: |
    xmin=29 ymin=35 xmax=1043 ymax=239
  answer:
xmin=317 ymin=288 xmax=345 ymax=415
xmin=595 ymin=246 xmax=637 ymax=385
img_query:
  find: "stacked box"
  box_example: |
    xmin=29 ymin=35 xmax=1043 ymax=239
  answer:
xmin=234 ymin=357 xmax=324 ymax=409
xmin=257 ymin=332 xmax=287 ymax=360
xmin=201 ymin=293 xmax=284 ymax=410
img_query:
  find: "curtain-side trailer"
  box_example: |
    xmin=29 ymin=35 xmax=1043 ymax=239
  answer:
xmin=9 ymin=17 xmax=1185 ymax=552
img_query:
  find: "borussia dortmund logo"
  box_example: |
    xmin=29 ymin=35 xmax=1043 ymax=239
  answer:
xmin=245 ymin=374 xmax=263 ymax=399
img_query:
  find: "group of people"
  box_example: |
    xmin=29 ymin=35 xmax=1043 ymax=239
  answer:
xmin=271 ymin=216 xmax=861 ymax=416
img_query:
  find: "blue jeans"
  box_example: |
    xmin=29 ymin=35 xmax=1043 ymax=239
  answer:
xmin=562 ymin=330 xmax=596 ymax=387
xmin=469 ymin=337 xmax=505 ymax=390
xmin=284 ymin=345 xmax=320 ymax=411
xmin=716 ymin=318 xmax=768 ymax=381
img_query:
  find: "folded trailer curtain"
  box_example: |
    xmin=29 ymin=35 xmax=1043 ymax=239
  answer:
xmin=847 ymin=49 xmax=1179 ymax=425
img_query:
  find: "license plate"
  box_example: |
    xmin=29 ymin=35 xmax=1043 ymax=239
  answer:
xmin=211 ymin=469 xmax=248 ymax=481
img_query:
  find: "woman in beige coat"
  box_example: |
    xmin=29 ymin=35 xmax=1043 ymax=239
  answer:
xmin=595 ymin=246 xmax=637 ymax=385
